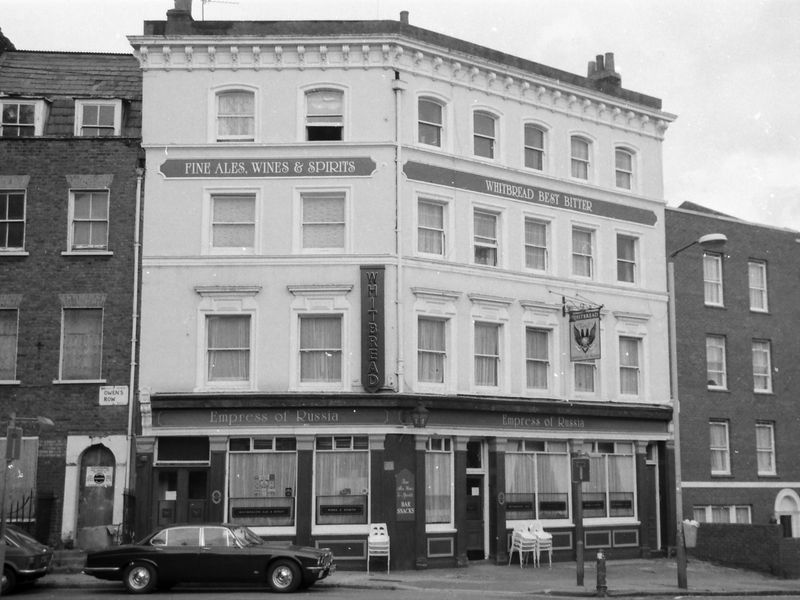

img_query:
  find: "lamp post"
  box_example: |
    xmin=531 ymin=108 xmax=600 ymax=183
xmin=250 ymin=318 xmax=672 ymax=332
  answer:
xmin=0 ymin=413 xmax=54 ymax=597
xmin=667 ymin=233 xmax=726 ymax=589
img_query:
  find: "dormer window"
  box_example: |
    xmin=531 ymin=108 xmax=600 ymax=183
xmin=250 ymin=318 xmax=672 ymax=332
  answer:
xmin=75 ymin=99 xmax=122 ymax=137
xmin=1 ymin=100 xmax=46 ymax=137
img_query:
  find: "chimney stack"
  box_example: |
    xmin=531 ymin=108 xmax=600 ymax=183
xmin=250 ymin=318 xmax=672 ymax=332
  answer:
xmin=587 ymin=51 xmax=621 ymax=88
xmin=166 ymin=0 xmax=194 ymax=33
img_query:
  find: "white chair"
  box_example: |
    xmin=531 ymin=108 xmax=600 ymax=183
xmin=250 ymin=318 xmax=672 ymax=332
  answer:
xmin=367 ymin=523 xmax=390 ymax=574
xmin=528 ymin=520 xmax=553 ymax=568
xmin=508 ymin=527 xmax=537 ymax=568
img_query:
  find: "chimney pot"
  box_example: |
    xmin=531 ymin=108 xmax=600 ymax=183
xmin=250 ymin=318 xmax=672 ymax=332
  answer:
xmin=400 ymin=10 xmax=409 ymax=24
xmin=595 ymin=54 xmax=604 ymax=71
xmin=587 ymin=60 xmax=596 ymax=77
xmin=605 ymin=52 xmax=615 ymax=72
xmin=174 ymin=0 xmax=191 ymax=12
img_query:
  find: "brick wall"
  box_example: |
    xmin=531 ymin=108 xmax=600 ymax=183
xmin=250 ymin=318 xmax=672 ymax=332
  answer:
xmin=691 ymin=523 xmax=800 ymax=577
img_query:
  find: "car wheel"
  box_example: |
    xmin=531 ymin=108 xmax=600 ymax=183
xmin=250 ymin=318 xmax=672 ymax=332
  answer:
xmin=123 ymin=561 xmax=158 ymax=594
xmin=2 ymin=566 xmax=16 ymax=595
xmin=267 ymin=559 xmax=300 ymax=593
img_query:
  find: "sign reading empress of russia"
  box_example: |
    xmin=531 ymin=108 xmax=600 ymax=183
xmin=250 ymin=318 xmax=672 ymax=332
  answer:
xmin=403 ymin=161 xmax=657 ymax=226
xmin=159 ymin=157 xmax=377 ymax=179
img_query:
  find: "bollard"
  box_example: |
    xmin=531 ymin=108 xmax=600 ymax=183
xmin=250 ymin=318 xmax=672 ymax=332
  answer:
xmin=596 ymin=549 xmax=607 ymax=597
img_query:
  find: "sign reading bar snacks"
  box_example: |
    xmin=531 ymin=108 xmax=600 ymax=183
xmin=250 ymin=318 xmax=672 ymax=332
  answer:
xmin=403 ymin=161 xmax=657 ymax=226
xmin=159 ymin=157 xmax=376 ymax=179
xmin=569 ymin=308 xmax=601 ymax=361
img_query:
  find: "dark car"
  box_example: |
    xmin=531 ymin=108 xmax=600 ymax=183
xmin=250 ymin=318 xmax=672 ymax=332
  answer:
xmin=83 ymin=523 xmax=335 ymax=593
xmin=2 ymin=524 xmax=53 ymax=594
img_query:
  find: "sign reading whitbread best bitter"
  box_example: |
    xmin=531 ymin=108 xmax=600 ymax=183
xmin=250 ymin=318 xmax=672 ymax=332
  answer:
xmin=403 ymin=161 xmax=657 ymax=226
xmin=569 ymin=308 xmax=601 ymax=361
xmin=361 ymin=266 xmax=385 ymax=393
xmin=159 ymin=157 xmax=376 ymax=179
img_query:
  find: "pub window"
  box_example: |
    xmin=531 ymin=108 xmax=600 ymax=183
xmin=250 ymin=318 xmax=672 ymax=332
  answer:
xmin=156 ymin=437 xmax=210 ymax=464
xmin=523 ymin=124 xmax=545 ymax=170
xmin=216 ymin=90 xmax=255 ymax=142
xmin=425 ymin=437 xmax=453 ymax=527
xmin=305 ymin=88 xmax=343 ymax=141
xmin=473 ymin=110 xmax=497 ymax=159
xmin=418 ymin=97 xmax=443 ymax=147
xmin=581 ymin=441 xmax=635 ymax=519
xmin=228 ymin=437 xmax=297 ymax=528
xmin=206 ymin=315 xmax=251 ymax=384
xmin=504 ymin=440 xmax=570 ymax=520
xmin=315 ymin=436 xmax=369 ymax=525
xmin=301 ymin=191 xmax=346 ymax=251
xmin=210 ymin=193 xmax=256 ymax=252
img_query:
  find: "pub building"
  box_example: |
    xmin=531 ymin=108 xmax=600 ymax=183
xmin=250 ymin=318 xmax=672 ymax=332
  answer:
xmin=130 ymin=1 xmax=676 ymax=569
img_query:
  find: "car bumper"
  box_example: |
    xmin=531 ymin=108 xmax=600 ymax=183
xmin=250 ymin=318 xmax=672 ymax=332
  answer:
xmin=15 ymin=565 xmax=49 ymax=579
xmin=307 ymin=563 xmax=336 ymax=580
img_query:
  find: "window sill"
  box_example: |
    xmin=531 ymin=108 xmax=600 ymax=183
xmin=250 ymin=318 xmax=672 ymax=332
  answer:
xmin=0 ymin=251 xmax=28 ymax=257
xmin=52 ymin=379 xmax=107 ymax=385
xmin=61 ymin=250 xmax=113 ymax=257
xmin=703 ymin=303 xmax=726 ymax=309
xmin=706 ymin=386 xmax=729 ymax=393
xmin=0 ymin=380 xmax=21 ymax=386
xmin=754 ymin=390 xmax=774 ymax=396
xmin=312 ymin=523 xmax=369 ymax=536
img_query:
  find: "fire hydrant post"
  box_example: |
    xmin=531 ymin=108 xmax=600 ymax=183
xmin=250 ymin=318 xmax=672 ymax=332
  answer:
xmin=596 ymin=549 xmax=607 ymax=597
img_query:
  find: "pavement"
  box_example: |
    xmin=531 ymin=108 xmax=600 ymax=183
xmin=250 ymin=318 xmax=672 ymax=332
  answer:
xmin=41 ymin=557 xmax=800 ymax=596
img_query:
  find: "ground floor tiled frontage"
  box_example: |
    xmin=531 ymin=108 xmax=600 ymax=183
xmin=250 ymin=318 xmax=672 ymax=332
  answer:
xmin=133 ymin=394 xmax=672 ymax=569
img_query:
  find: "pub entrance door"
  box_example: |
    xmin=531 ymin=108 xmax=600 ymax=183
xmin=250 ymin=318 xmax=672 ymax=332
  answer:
xmin=466 ymin=440 xmax=487 ymax=560
xmin=154 ymin=468 xmax=209 ymax=527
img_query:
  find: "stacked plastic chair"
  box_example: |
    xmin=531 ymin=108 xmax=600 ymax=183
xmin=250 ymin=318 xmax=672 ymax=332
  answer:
xmin=528 ymin=520 xmax=553 ymax=568
xmin=507 ymin=526 xmax=537 ymax=567
xmin=367 ymin=523 xmax=390 ymax=574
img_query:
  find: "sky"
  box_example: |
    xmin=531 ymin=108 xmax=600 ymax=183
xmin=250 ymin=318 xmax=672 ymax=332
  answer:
xmin=3 ymin=0 xmax=799 ymax=231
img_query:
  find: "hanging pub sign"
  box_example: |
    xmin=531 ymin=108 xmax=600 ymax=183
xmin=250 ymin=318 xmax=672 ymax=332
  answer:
xmin=361 ymin=265 xmax=385 ymax=393
xmin=569 ymin=308 xmax=601 ymax=361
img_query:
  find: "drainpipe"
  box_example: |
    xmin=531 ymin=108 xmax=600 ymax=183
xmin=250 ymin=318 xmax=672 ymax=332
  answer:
xmin=126 ymin=165 xmax=144 ymax=500
xmin=392 ymin=71 xmax=407 ymax=392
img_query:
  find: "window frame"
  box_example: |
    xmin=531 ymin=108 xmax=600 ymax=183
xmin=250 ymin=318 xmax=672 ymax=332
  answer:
xmin=0 ymin=308 xmax=19 ymax=382
xmin=304 ymin=87 xmax=345 ymax=142
xmin=416 ymin=198 xmax=447 ymax=257
xmin=205 ymin=191 xmax=258 ymax=255
xmin=703 ymin=252 xmax=724 ymax=307
xmin=525 ymin=327 xmax=551 ymax=392
xmin=313 ymin=435 xmax=370 ymax=531
xmin=618 ymin=336 xmax=641 ymax=396
xmin=298 ymin=314 xmax=344 ymax=387
xmin=214 ymin=88 xmax=256 ymax=142
xmin=570 ymin=135 xmax=592 ymax=180
xmin=58 ymin=307 xmax=104 ymax=382
xmin=752 ymin=339 xmax=773 ymax=394
xmin=473 ymin=110 xmax=498 ymax=160
xmin=417 ymin=96 xmax=444 ymax=148
xmin=523 ymin=123 xmax=546 ymax=171
xmin=614 ymin=147 xmax=635 ymax=190
xmin=755 ymin=422 xmax=776 ymax=476
xmin=295 ymin=188 xmax=349 ymax=254
xmin=474 ymin=321 xmax=501 ymax=388
xmin=616 ymin=234 xmax=637 ymax=284
xmin=0 ymin=190 xmax=26 ymax=252
xmin=748 ymin=260 xmax=768 ymax=312
xmin=0 ymin=99 xmax=47 ymax=137
xmin=709 ymin=420 xmax=731 ymax=476
xmin=425 ymin=437 xmax=454 ymax=531
xmin=692 ymin=504 xmax=751 ymax=524
xmin=706 ymin=335 xmax=727 ymax=390
xmin=204 ymin=313 xmax=253 ymax=388
xmin=572 ymin=226 xmax=594 ymax=279
xmin=523 ymin=217 xmax=549 ymax=272
xmin=473 ymin=208 xmax=500 ymax=267
xmin=417 ymin=316 xmax=447 ymax=386
xmin=74 ymin=99 xmax=123 ymax=137
xmin=67 ymin=189 xmax=111 ymax=254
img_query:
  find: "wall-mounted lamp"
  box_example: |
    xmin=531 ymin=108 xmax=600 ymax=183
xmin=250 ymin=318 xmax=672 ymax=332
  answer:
xmin=401 ymin=403 xmax=430 ymax=428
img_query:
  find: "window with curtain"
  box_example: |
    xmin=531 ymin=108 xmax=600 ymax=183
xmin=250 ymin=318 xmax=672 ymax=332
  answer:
xmin=418 ymin=200 xmax=445 ymax=255
xmin=0 ymin=309 xmax=18 ymax=381
xmin=299 ymin=315 xmax=342 ymax=383
xmin=211 ymin=194 xmax=255 ymax=249
xmin=748 ymin=260 xmax=768 ymax=311
xmin=616 ymin=234 xmax=637 ymax=283
xmin=0 ymin=190 xmax=26 ymax=250
xmin=709 ymin=421 xmax=730 ymax=475
xmin=474 ymin=322 xmax=500 ymax=386
xmin=418 ymin=317 xmax=446 ymax=383
xmin=706 ymin=335 xmax=727 ymax=388
xmin=70 ymin=190 xmax=109 ymax=251
xmin=703 ymin=253 xmax=724 ymax=306
xmin=302 ymin=192 xmax=345 ymax=250
xmin=474 ymin=209 xmax=498 ymax=266
xmin=61 ymin=308 xmax=102 ymax=380
xmin=504 ymin=440 xmax=569 ymax=520
xmin=1 ymin=101 xmax=37 ymax=137
xmin=228 ymin=438 xmax=297 ymax=527
xmin=524 ymin=218 xmax=547 ymax=271
xmin=615 ymin=148 xmax=633 ymax=189
xmin=425 ymin=437 xmax=452 ymax=524
xmin=572 ymin=228 xmax=593 ymax=278
xmin=581 ymin=442 xmax=635 ymax=518
xmin=525 ymin=328 xmax=549 ymax=390
xmin=315 ymin=436 xmax=368 ymax=525
xmin=418 ymin=98 xmax=443 ymax=146
xmin=306 ymin=89 xmax=343 ymax=141
xmin=755 ymin=422 xmax=776 ymax=476
xmin=752 ymin=340 xmax=772 ymax=393
xmin=216 ymin=90 xmax=255 ymax=141
xmin=693 ymin=505 xmax=751 ymax=524
xmin=206 ymin=315 xmax=250 ymax=382
xmin=619 ymin=336 xmax=641 ymax=395
xmin=524 ymin=124 xmax=545 ymax=170
xmin=574 ymin=362 xmax=595 ymax=393
xmin=473 ymin=111 xmax=496 ymax=158
xmin=570 ymin=136 xmax=590 ymax=179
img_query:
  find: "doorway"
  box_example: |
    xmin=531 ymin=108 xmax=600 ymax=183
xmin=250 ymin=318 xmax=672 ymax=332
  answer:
xmin=465 ymin=440 xmax=487 ymax=560
xmin=154 ymin=468 xmax=209 ymax=526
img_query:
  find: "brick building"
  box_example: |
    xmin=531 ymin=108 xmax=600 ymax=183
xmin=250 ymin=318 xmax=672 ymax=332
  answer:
xmin=666 ymin=202 xmax=800 ymax=536
xmin=0 ymin=49 xmax=142 ymax=546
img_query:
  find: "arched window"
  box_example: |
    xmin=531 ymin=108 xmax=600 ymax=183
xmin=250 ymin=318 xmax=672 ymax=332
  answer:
xmin=216 ymin=90 xmax=254 ymax=141
xmin=473 ymin=111 xmax=497 ymax=159
xmin=523 ymin=124 xmax=545 ymax=170
xmin=418 ymin=97 xmax=443 ymax=147
xmin=570 ymin=136 xmax=591 ymax=179
xmin=305 ymin=89 xmax=343 ymax=141
xmin=615 ymin=147 xmax=634 ymax=189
